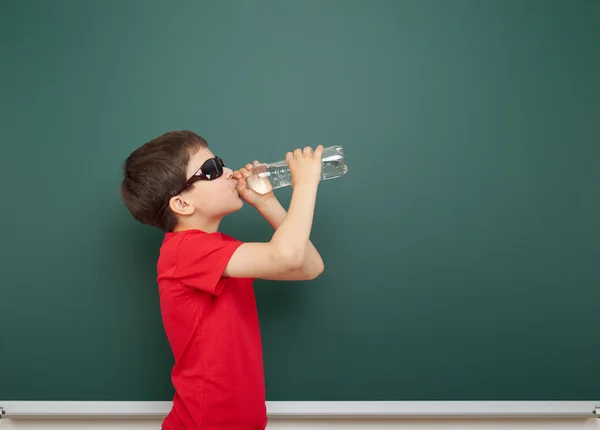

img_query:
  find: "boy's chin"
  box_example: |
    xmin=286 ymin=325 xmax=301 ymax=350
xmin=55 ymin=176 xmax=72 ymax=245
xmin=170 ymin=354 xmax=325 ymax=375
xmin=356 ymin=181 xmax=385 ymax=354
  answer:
xmin=225 ymin=197 xmax=244 ymax=214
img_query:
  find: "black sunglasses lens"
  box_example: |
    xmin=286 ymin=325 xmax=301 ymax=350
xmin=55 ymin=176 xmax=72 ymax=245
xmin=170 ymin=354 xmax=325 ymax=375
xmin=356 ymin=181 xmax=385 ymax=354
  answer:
xmin=201 ymin=157 xmax=224 ymax=180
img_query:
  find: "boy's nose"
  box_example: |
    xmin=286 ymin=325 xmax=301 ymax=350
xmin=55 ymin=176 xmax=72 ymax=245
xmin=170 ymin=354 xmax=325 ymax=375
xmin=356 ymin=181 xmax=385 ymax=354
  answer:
xmin=223 ymin=167 xmax=234 ymax=178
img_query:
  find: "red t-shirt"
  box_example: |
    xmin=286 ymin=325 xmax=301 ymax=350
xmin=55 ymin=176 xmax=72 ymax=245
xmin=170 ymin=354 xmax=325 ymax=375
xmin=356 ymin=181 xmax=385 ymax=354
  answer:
xmin=156 ymin=229 xmax=267 ymax=430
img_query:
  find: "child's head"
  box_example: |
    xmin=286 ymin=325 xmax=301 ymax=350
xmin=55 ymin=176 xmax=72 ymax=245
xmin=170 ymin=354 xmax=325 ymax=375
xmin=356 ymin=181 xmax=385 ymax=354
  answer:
xmin=121 ymin=130 xmax=242 ymax=232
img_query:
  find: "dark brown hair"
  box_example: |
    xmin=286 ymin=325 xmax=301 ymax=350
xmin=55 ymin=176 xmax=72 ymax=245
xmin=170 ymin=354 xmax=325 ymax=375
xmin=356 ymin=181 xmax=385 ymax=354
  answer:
xmin=120 ymin=130 xmax=208 ymax=232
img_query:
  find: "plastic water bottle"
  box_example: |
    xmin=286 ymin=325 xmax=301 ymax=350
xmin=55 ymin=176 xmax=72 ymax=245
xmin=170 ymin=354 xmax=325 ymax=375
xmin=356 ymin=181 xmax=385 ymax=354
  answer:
xmin=245 ymin=145 xmax=348 ymax=194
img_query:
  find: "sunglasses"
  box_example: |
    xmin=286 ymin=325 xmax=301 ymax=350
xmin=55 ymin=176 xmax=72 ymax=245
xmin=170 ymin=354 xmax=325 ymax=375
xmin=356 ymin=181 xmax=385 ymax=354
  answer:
xmin=157 ymin=156 xmax=225 ymax=216
xmin=177 ymin=156 xmax=225 ymax=194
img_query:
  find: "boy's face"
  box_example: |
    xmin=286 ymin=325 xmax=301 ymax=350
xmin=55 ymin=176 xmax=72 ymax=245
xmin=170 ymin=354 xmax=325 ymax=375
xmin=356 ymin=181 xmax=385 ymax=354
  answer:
xmin=174 ymin=147 xmax=243 ymax=221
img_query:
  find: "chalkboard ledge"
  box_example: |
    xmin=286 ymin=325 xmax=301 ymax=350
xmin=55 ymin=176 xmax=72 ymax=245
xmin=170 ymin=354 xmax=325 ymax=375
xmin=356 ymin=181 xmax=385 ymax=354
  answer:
xmin=0 ymin=401 xmax=598 ymax=419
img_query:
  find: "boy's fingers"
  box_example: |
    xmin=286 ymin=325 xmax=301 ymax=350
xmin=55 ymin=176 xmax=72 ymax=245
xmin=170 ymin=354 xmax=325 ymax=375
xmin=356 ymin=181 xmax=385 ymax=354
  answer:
xmin=304 ymin=146 xmax=313 ymax=155
xmin=315 ymin=145 xmax=324 ymax=157
xmin=253 ymin=160 xmax=259 ymax=166
xmin=233 ymin=171 xmax=241 ymax=179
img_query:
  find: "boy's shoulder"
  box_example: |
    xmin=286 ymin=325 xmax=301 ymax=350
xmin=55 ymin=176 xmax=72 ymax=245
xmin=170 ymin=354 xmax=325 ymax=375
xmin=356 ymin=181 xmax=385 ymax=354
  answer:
xmin=158 ymin=228 xmax=241 ymax=267
xmin=161 ymin=229 xmax=238 ymax=252
xmin=157 ymin=229 xmax=246 ymax=294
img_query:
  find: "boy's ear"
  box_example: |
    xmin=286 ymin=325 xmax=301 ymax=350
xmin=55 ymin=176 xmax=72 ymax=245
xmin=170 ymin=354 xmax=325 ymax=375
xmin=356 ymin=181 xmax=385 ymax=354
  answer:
xmin=169 ymin=195 xmax=195 ymax=216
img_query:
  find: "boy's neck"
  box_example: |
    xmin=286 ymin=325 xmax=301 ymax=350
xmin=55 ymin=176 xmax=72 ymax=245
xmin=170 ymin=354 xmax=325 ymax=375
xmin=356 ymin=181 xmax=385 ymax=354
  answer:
xmin=174 ymin=216 xmax=222 ymax=234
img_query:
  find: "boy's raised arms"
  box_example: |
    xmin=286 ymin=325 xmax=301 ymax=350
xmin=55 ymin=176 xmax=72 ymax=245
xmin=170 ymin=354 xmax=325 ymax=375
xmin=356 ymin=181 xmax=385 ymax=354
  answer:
xmin=224 ymin=146 xmax=325 ymax=281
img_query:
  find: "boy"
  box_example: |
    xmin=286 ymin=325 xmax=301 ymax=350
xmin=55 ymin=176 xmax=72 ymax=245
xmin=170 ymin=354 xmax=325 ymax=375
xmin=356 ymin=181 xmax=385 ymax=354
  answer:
xmin=120 ymin=130 xmax=325 ymax=430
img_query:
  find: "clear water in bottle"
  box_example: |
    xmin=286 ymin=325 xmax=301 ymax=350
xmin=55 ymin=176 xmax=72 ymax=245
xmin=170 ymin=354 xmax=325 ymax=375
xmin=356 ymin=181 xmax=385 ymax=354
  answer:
xmin=246 ymin=145 xmax=348 ymax=194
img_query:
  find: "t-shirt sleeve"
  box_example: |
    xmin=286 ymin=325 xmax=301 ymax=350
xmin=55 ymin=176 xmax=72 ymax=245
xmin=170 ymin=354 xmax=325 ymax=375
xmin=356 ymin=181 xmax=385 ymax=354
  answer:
xmin=173 ymin=233 xmax=244 ymax=295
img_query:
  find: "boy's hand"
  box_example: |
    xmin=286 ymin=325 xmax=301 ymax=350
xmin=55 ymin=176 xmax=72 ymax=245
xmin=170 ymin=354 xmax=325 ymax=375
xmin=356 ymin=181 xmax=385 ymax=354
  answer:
xmin=287 ymin=145 xmax=324 ymax=188
xmin=234 ymin=161 xmax=276 ymax=209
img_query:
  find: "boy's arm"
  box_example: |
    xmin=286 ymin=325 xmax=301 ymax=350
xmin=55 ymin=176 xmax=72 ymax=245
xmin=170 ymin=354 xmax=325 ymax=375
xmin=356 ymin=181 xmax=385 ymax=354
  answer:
xmin=253 ymin=197 xmax=324 ymax=280
xmin=224 ymin=146 xmax=325 ymax=281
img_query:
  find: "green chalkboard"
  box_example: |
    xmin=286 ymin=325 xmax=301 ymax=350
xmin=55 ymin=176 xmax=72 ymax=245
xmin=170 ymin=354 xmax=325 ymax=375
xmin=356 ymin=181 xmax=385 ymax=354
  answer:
xmin=1 ymin=0 xmax=598 ymax=402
